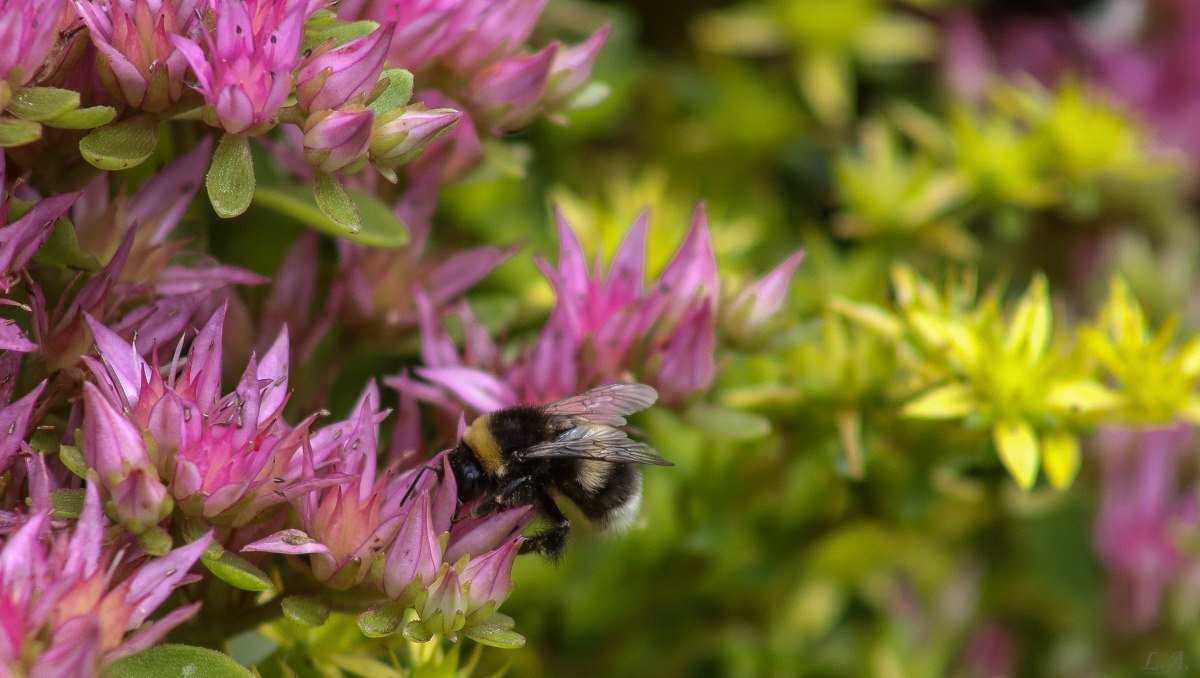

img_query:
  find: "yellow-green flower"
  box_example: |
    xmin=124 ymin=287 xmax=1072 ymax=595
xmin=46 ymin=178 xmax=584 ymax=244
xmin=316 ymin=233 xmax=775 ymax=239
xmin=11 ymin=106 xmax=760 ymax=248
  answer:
xmin=1081 ymin=277 xmax=1200 ymax=425
xmin=847 ymin=265 xmax=1118 ymax=490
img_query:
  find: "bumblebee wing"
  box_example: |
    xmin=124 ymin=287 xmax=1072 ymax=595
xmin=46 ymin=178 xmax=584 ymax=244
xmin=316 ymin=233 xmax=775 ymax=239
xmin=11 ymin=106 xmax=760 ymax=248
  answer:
xmin=542 ymin=383 xmax=658 ymax=427
xmin=518 ymin=423 xmax=673 ymax=466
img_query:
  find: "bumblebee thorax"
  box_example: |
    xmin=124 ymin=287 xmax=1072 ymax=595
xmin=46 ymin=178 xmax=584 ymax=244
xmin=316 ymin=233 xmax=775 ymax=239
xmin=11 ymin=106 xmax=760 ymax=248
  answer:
xmin=464 ymin=414 xmax=505 ymax=476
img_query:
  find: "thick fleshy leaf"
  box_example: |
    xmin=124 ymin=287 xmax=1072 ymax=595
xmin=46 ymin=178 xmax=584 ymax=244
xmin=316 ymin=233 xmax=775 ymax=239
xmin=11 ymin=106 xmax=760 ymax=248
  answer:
xmin=463 ymin=622 xmax=525 ymax=649
xmin=102 ymin=645 xmax=252 ymax=678
xmin=252 ymin=183 xmax=408 ymax=247
xmin=994 ymin=420 xmax=1040 ymax=490
xmin=201 ymin=549 xmax=273 ymax=592
xmin=59 ymin=444 xmax=88 ymax=478
xmin=80 ymin=115 xmax=159 ymax=170
xmin=368 ymin=68 xmax=414 ymax=112
xmin=0 ymin=118 xmax=42 ymax=147
xmin=43 ymin=105 xmax=117 ymax=129
xmin=314 ymin=171 xmax=361 ymax=232
xmin=401 ymin=620 xmax=432 ymax=643
xmin=138 ymin=527 xmax=173 ymax=556
xmin=282 ymin=595 xmax=330 ymax=628
xmin=206 ymin=133 xmax=255 ymax=218
xmin=50 ymin=488 xmax=86 ymax=519
xmin=31 ymin=216 xmax=102 ymax=270
xmin=7 ymin=86 xmax=80 ymax=121
xmin=357 ymin=603 xmax=406 ymax=638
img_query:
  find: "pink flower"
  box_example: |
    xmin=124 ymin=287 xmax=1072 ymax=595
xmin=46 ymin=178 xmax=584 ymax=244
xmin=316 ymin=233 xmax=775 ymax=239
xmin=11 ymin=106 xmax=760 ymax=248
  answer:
xmin=302 ymin=108 xmax=374 ymax=174
xmin=0 ymin=191 xmax=80 ymax=285
xmin=0 ymin=0 xmax=67 ymax=89
xmin=369 ymin=106 xmax=462 ymax=168
xmin=361 ymin=0 xmax=547 ymax=77
xmin=74 ymin=0 xmax=204 ymax=111
xmin=0 ymin=481 xmax=212 ymax=675
xmin=403 ymin=206 xmax=741 ymax=412
xmin=244 ymin=382 xmax=398 ymax=588
xmin=172 ymin=0 xmax=311 ymax=134
xmin=81 ymin=382 xmax=173 ymax=533
xmin=25 ymin=141 xmax=263 ymax=372
xmin=1093 ymin=424 xmax=1199 ymax=632
xmin=244 ymin=390 xmax=530 ymax=627
xmin=468 ymin=43 xmax=557 ymax=133
xmin=295 ymin=23 xmax=393 ymax=112
xmin=81 ymin=305 xmax=348 ymax=528
xmin=542 ymin=24 xmax=610 ymax=114
xmin=0 ymin=382 xmax=45 ymax=475
xmin=723 ymin=250 xmax=804 ymax=346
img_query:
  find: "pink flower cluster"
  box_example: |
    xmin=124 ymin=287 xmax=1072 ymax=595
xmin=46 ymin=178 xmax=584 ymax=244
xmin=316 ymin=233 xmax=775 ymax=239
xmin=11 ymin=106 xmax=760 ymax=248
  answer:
xmin=0 ymin=459 xmax=212 ymax=676
xmin=1093 ymin=424 xmax=1200 ymax=633
xmin=396 ymin=206 xmax=801 ymax=421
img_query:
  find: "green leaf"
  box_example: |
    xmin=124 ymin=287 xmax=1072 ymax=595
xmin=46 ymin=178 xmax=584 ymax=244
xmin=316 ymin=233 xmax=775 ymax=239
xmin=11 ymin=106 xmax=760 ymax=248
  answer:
xmin=103 ymin=645 xmax=253 ymax=678
xmin=0 ymin=118 xmax=42 ymax=147
xmin=80 ymin=115 xmax=159 ymax=170
xmin=463 ymin=622 xmax=526 ymax=649
xmin=138 ymin=527 xmax=173 ymax=556
xmin=357 ymin=604 xmax=406 ymax=638
xmin=44 ymin=105 xmax=117 ymax=130
xmin=282 ymin=595 xmax=330 ymax=628
xmin=313 ymin=171 xmax=361 ymax=232
xmin=59 ymin=444 xmax=88 ymax=478
xmin=50 ymin=488 xmax=85 ymax=519
xmin=684 ymin=404 xmax=771 ymax=440
xmin=206 ymin=133 xmax=255 ymax=218
xmin=253 ymin=183 xmax=408 ymax=247
xmin=484 ymin=612 xmax=516 ymax=630
xmin=31 ymin=216 xmax=102 ymax=270
xmin=201 ymin=548 xmax=273 ymax=592
xmin=401 ymin=619 xmax=433 ymax=643
xmin=303 ymin=12 xmax=379 ymax=51
xmin=368 ymin=68 xmax=414 ymax=113
xmin=7 ymin=87 xmax=80 ymax=121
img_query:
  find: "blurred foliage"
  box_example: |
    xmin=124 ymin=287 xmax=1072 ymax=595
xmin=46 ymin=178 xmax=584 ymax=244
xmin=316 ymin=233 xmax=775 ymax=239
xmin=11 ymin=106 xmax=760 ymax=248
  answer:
xmin=411 ymin=0 xmax=1200 ymax=676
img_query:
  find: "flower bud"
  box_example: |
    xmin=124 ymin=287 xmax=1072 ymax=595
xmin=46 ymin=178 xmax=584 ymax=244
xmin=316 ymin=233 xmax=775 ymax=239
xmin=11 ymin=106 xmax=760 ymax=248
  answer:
xmin=81 ymin=383 xmax=172 ymax=533
xmin=303 ymin=108 xmax=375 ymax=174
xmin=369 ymin=106 xmax=461 ymax=167
xmin=542 ymin=24 xmax=610 ymax=111
xmin=74 ymin=0 xmax=198 ymax=111
xmin=459 ymin=539 xmax=519 ymax=625
xmin=469 ymin=44 xmax=557 ymax=132
xmin=381 ymin=493 xmax=443 ymax=603
xmin=295 ymin=23 xmax=394 ymax=112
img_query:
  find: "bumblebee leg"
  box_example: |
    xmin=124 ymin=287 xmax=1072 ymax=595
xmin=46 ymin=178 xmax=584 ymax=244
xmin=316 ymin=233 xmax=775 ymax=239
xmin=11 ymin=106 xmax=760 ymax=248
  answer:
xmin=520 ymin=493 xmax=570 ymax=560
xmin=470 ymin=475 xmax=534 ymax=518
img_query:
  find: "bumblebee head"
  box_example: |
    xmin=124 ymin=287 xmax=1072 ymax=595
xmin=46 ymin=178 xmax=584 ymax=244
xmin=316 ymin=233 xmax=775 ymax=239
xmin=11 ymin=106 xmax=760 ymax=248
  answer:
xmin=449 ymin=440 xmax=488 ymax=503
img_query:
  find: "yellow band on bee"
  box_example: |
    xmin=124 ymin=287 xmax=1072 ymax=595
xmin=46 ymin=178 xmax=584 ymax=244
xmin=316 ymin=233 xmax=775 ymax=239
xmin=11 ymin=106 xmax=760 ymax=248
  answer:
xmin=464 ymin=415 xmax=505 ymax=475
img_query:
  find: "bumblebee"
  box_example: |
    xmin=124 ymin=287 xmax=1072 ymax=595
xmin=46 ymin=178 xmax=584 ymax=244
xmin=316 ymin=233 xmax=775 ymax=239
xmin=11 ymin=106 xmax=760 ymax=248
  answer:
xmin=445 ymin=383 xmax=672 ymax=559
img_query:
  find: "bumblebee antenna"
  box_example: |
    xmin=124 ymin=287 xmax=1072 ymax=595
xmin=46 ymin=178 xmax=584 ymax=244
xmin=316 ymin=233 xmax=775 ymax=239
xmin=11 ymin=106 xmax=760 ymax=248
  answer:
xmin=399 ymin=463 xmax=443 ymax=506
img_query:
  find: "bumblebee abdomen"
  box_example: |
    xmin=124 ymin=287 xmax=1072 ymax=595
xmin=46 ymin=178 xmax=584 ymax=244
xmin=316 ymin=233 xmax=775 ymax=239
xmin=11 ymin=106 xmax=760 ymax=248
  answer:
xmin=558 ymin=461 xmax=643 ymax=533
